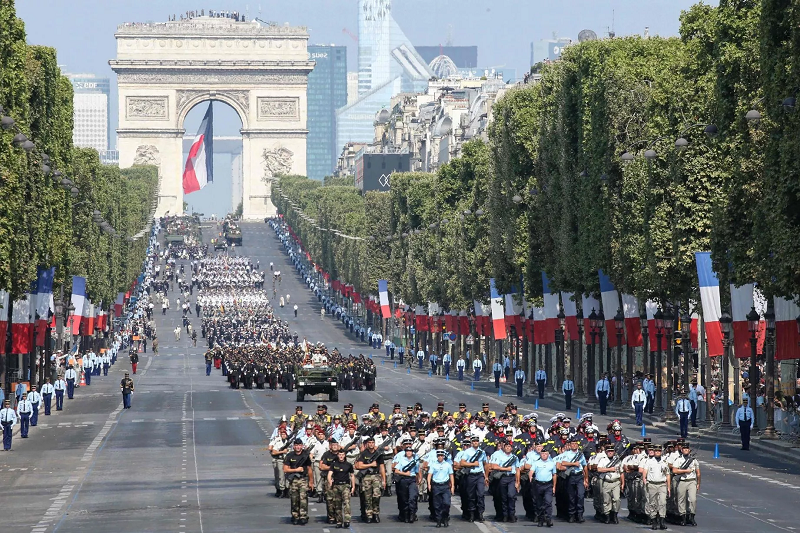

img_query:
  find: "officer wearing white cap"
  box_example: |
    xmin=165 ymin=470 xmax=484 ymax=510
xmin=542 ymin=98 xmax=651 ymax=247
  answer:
xmin=428 ymin=448 xmax=454 ymax=527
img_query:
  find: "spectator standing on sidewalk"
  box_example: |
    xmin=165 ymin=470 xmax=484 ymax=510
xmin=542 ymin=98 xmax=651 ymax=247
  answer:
xmin=562 ymin=375 xmax=575 ymax=410
xmin=643 ymin=374 xmax=655 ymax=414
xmin=535 ymin=367 xmax=547 ymax=399
xmin=596 ymin=373 xmax=611 ymax=415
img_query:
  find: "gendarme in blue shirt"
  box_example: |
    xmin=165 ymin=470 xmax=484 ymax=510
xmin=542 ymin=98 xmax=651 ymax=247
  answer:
xmin=489 ymin=450 xmax=519 ymax=475
xmin=530 ymin=457 xmax=557 ymax=482
xmin=456 ymin=447 xmax=487 ymax=474
xmin=429 ymin=459 xmax=454 ymax=483
xmin=394 ymin=454 xmax=420 ymax=475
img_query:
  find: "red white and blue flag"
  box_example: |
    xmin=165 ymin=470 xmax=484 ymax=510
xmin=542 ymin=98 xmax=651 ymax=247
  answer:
xmin=599 ymin=270 xmax=621 ymax=347
xmin=581 ymin=293 xmax=601 ymax=344
xmin=541 ymin=272 xmax=559 ymax=345
xmin=695 ymin=252 xmax=723 ymax=356
xmin=0 ymin=290 xmax=8 ymax=355
xmin=378 ymin=279 xmax=391 ymax=318
xmin=70 ymin=276 xmax=86 ymax=335
xmin=560 ymin=292 xmax=579 ymax=341
xmin=489 ymin=278 xmax=506 ymax=340
xmin=11 ymin=295 xmax=33 ymax=354
xmin=35 ymin=267 xmax=55 ymax=347
xmin=774 ymin=295 xmax=800 ymax=361
xmin=621 ymin=293 xmax=642 ymax=347
xmin=730 ymin=283 xmax=755 ymax=358
xmin=182 ymin=103 xmax=214 ymax=195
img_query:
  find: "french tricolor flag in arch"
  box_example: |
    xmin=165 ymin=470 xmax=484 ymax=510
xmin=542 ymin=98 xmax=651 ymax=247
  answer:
xmin=182 ymin=103 xmax=214 ymax=195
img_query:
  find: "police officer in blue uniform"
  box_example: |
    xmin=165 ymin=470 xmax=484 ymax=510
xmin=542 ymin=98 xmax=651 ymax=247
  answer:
xmin=392 ymin=439 xmax=420 ymax=523
xmin=556 ymin=436 xmax=588 ymax=523
xmin=529 ymin=447 xmax=557 ymax=527
xmin=457 ymin=435 xmax=489 ymax=522
xmin=427 ymin=449 xmax=454 ymax=527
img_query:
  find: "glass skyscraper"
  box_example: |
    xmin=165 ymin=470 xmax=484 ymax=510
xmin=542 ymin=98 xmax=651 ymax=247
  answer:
xmin=337 ymin=0 xmax=432 ymax=153
xmin=306 ymin=45 xmax=348 ymax=181
xmin=66 ymin=73 xmax=111 ymax=153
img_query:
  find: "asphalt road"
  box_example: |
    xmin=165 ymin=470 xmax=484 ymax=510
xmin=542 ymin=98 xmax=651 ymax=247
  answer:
xmin=2 ymin=221 xmax=800 ymax=533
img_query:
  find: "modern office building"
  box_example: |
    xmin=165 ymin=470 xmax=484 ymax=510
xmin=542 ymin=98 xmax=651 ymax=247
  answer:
xmin=530 ymin=37 xmax=573 ymax=66
xmin=337 ymin=0 xmax=433 ymax=152
xmin=347 ymin=72 xmax=359 ymax=106
xmin=415 ymin=46 xmax=478 ymax=68
xmin=306 ymin=45 xmax=347 ymax=181
xmin=67 ymin=73 xmax=111 ymax=152
xmin=354 ymin=150 xmax=411 ymax=192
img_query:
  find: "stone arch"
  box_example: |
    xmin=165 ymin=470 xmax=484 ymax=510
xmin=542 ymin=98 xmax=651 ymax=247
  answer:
xmin=176 ymin=90 xmax=250 ymax=132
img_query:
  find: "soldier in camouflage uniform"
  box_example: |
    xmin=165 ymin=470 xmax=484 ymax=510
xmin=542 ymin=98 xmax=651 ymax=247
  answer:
xmin=355 ymin=436 xmax=387 ymax=523
xmin=327 ymin=449 xmax=355 ymax=528
xmin=283 ymin=439 xmax=313 ymax=525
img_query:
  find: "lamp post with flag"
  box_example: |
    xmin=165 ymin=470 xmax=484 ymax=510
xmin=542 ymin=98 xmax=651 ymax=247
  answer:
xmin=587 ymin=309 xmax=601 ymax=402
xmin=746 ymin=306 xmax=760 ymax=430
xmin=664 ymin=306 xmax=676 ymax=420
xmin=762 ymin=303 xmax=777 ymax=439
xmin=654 ymin=309 xmax=665 ymax=411
xmin=576 ymin=308 xmax=585 ymax=396
xmin=614 ymin=308 xmax=625 ymax=406
xmin=681 ymin=308 xmax=692 ymax=394
xmin=719 ymin=311 xmax=733 ymax=427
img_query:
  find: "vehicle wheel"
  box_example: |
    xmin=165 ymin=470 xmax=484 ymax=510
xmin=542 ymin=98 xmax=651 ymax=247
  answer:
xmin=330 ymin=390 xmax=339 ymax=402
xmin=296 ymin=391 xmax=304 ymax=402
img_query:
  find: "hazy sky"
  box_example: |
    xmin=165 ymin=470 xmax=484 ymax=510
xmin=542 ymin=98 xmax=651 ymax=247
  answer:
xmin=17 ymin=0 xmax=717 ymax=215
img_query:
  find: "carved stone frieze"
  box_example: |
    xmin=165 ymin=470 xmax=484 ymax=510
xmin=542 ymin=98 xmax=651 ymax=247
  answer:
xmin=262 ymin=146 xmax=294 ymax=180
xmin=116 ymin=71 xmax=308 ymax=86
xmin=126 ymin=96 xmax=168 ymax=119
xmin=257 ymin=97 xmax=299 ymax=120
xmin=133 ymin=145 xmax=161 ymax=166
xmin=176 ymin=89 xmax=249 ymax=119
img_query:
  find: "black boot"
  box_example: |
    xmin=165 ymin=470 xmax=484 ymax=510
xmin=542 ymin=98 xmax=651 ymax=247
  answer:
xmin=659 ymin=516 xmax=667 ymax=530
xmin=651 ymin=516 xmax=659 ymax=530
xmin=612 ymin=511 xmax=619 ymax=524
xmin=603 ymin=513 xmax=610 ymax=524
xmin=477 ymin=513 xmax=484 ymax=522
xmin=680 ymin=515 xmax=686 ymax=526
xmin=577 ymin=514 xmax=585 ymax=523
xmin=538 ymin=518 xmax=544 ymax=527
xmin=688 ymin=513 xmax=697 ymax=526
xmin=468 ymin=511 xmax=474 ymax=523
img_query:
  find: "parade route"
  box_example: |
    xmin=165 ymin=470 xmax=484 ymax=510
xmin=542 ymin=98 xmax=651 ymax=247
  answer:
xmin=2 ymin=221 xmax=799 ymax=533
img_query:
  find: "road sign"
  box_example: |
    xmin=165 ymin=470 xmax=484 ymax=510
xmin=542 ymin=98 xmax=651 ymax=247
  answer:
xmin=466 ymin=334 xmax=474 ymax=345
xmin=448 ymin=332 xmax=457 ymax=342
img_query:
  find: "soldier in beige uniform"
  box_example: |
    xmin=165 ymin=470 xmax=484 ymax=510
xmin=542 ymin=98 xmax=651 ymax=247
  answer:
xmin=308 ymin=428 xmax=330 ymax=498
xmin=641 ymin=445 xmax=671 ymax=530
xmin=670 ymin=442 xmax=699 ymax=526
xmin=268 ymin=427 xmax=292 ymax=497
xmin=594 ymin=444 xmax=625 ymax=523
xmin=622 ymin=442 xmax=646 ymax=523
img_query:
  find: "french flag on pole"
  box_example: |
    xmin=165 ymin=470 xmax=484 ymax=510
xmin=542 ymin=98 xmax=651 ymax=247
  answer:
xmin=695 ymin=252 xmax=723 ymax=356
xmin=774 ymin=295 xmax=800 ymax=361
xmin=489 ymin=278 xmax=507 ymax=340
xmin=560 ymin=292 xmax=579 ymax=341
xmin=11 ymin=295 xmax=33 ymax=354
xmin=621 ymin=293 xmax=642 ymax=347
xmin=71 ymin=276 xmax=87 ymax=335
xmin=182 ymin=103 xmax=214 ymax=195
xmin=730 ymin=283 xmax=755 ymax=358
xmin=378 ymin=279 xmax=391 ymax=318
xmin=598 ymin=270 xmax=620 ymax=347
xmin=0 ymin=290 xmax=8 ymax=355
xmin=35 ymin=267 xmax=55 ymax=347
xmin=581 ymin=293 xmax=601 ymax=344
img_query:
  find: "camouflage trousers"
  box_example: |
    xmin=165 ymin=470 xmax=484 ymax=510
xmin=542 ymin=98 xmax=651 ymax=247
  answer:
xmin=330 ymin=484 xmax=352 ymax=524
xmin=361 ymin=474 xmax=382 ymax=518
xmin=288 ymin=477 xmax=309 ymax=519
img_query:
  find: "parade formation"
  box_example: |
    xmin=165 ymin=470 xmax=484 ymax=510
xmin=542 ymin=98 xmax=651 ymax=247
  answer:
xmin=267 ymin=403 xmax=702 ymax=528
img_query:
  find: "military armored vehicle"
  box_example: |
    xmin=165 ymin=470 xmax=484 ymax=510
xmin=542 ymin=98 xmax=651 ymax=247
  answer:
xmin=296 ymin=364 xmax=338 ymax=402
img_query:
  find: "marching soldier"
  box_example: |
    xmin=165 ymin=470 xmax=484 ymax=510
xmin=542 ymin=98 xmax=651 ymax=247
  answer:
xmin=594 ymin=443 xmax=624 ymax=523
xmin=456 ymin=435 xmax=488 ymax=523
xmin=40 ymin=378 xmax=55 ymax=416
xmin=53 ymin=375 xmax=66 ymax=411
xmin=488 ymin=440 xmax=520 ymax=522
xmin=27 ymin=385 xmax=41 ymax=426
xmin=290 ymin=405 xmax=309 ymax=430
xmin=269 ymin=427 xmax=292 ymax=497
xmin=308 ymin=427 xmax=329 ymax=499
xmin=355 ymin=436 xmax=387 ymax=523
xmin=327 ymin=448 xmax=355 ymax=529
xmin=562 ymin=374 xmax=575 ymax=410
xmin=622 ymin=441 xmax=646 ymax=523
xmin=340 ymin=403 xmax=358 ymax=426
xmin=393 ymin=439 xmax=421 ymax=523
xmin=670 ymin=442 xmax=699 ymax=526
xmin=528 ymin=446 xmax=557 ymax=527
xmin=284 ymin=438 xmax=313 ymax=525
xmin=427 ymin=449 xmax=455 ymax=527
xmin=16 ymin=393 xmax=33 ymax=438
xmin=452 ymin=403 xmax=471 ymax=423
xmin=641 ymin=444 xmax=670 ymax=530
xmin=555 ymin=435 xmax=588 ymax=523
xmin=319 ymin=439 xmax=341 ymax=521
xmin=1 ymin=399 xmax=18 ymax=451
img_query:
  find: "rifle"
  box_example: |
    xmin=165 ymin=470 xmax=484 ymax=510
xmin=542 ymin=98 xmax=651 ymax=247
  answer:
xmin=557 ymin=450 xmax=584 ymax=479
xmin=456 ymin=448 xmax=485 ymax=480
xmin=606 ymin=443 xmax=632 ymax=469
xmin=276 ymin=427 xmax=302 ymax=453
xmin=489 ymin=455 xmax=517 ymax=481
xmin=284 ymin=450 xmax=311 ymax=482
xmin=355 ymin=439 xmax=393 ymax=481
xmin=392 ymin=457 xmax=420 ymax=483
xmin=340 ymin=433 xmax=361 ymax=455
xmin=677 ymin=452 xmax=697 ymax=472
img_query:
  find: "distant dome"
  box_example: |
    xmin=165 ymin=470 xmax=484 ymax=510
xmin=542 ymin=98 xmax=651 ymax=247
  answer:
xmin=375 ymin=108 xmax=390 ymax=124
xmin=429 ymin=55 xmax=459 ymax=79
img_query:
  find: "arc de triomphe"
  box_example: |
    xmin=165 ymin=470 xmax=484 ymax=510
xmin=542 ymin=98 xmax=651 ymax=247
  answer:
xmin=110 ymin=17 xmax=313 ymax=219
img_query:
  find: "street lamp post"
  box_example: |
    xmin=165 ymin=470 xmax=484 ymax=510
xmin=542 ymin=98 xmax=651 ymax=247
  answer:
xmin=576 ymin=308 xmax=585 ymax=396
xmin=664 ymin=307 xmax=676 ymax=420
xmin=762 ymin=304 xmax=777 ymax=439
xmin=654 ymin=309 xmax=664 ymax=410
xmin=720 ymin=312 xmax=733 ymax=427
xmin=746 ymin=306 xmax=760 ymax=430
xmin=681 ymin=309 xmax=692 ymax=393
xmin=557 ymin=309 xmax=566 ymax=387
xmin=587 ymin=309 xmax=599 ymax=401
xmin=640 ymin=310 xmax=649 ymax=377
xmin=614 ymin=308 xmax=625 ymax=406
